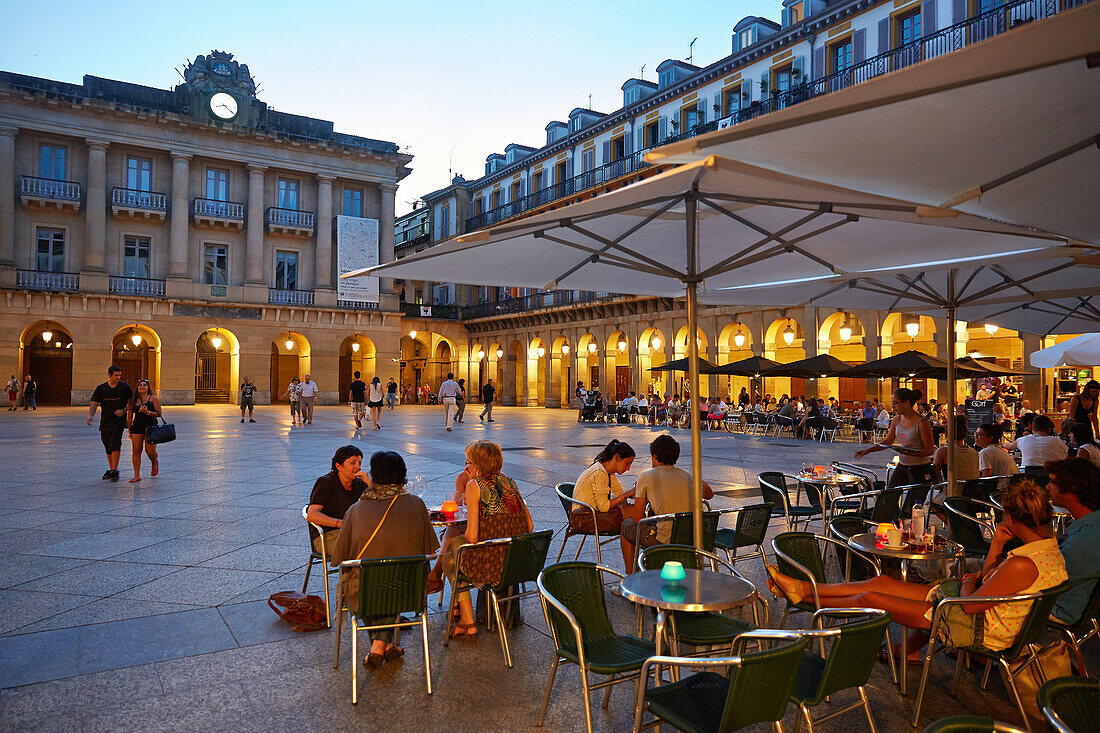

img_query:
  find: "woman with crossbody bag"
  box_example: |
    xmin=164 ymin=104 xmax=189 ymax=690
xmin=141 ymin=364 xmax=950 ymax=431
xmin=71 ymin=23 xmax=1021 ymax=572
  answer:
xmin=329 ymin=450 xmax=439 ymax=668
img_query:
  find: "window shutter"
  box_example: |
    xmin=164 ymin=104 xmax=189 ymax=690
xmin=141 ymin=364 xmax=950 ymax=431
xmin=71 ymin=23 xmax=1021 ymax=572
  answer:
xmin=713 ymin=93 xmax=721 ymax=117
xmin=659 ymin=116 xmax=667 ymax=140
xmin=792 ymin=55 xmax=805 ymax=83
xmin=623 ymin=132 xmax=633 ymax=155
xmin=672 ymin=109 xmax=680 ymax=133
xmin=741 ymin=80 xmax=752 ymax=102
xmin=878 ymin=18 xmax=891 ymax=53
xmin=814 ymin=46 xmax=825 ymax=79
xmin=696 ymin=99 xmax=706 ymax=123
xmin=601 ymin=140 xmax=610 ymax=165
xmin=565 ymin=156 xmax=573 ymax=179
xmin=953 ymin=0 xmax=967 ymax=23
xmin=853 ymin=28 xmax=866 ymax=63
xmin=922 ymin=0 xmax=937 ymax=34
xmin=636 ymin=126 xmax=644 ymax=151
xmin=517 ymin=180 xmax=525 ymax=199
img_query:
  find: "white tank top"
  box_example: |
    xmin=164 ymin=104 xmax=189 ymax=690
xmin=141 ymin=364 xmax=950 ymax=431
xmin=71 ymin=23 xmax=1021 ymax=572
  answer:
xmin=895 ymin=415 xmax=930 ymax=466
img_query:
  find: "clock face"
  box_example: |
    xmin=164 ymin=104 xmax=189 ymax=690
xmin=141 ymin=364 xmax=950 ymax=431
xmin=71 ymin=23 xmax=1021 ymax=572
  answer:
xmin=209 ymin=92 xmax=238 ymax=120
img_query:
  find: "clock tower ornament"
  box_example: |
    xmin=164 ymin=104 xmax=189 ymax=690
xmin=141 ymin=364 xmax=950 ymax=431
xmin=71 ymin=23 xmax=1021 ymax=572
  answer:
xmin=179 ymin=50 xmax=258 ymax=126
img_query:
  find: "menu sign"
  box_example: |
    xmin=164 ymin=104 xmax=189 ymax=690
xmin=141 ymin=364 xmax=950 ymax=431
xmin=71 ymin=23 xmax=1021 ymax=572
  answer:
xmin=964 ymin=398 xmax=995 ymax=442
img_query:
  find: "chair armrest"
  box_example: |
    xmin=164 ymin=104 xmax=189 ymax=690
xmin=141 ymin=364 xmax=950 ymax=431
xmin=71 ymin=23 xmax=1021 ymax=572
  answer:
xmin=815 ymin=534 xmax=882 ymax=575
xmin=1043 ymin=707 xmax=1075 ymax=733
xmin=811 ymin=607 xmax=890 ymax=629
xmin=337 ymin=554 xmax=435 ymax=571
xmin=558 ymin=486 xmax=602 ymax=529
xmin=927 ymin=591 xmax=1046 ymax=642
xmin=772 ymin=542 xmax=822 ymax=609
xmin=759 ymin=477 xmax=794 ymax=513
xmin=536 ymin=572 xmax=588 ymax=666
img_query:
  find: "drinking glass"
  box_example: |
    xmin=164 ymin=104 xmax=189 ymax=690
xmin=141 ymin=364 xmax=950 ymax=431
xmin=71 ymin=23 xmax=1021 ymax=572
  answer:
xmin=413 ymin=475 xmax=426 ymax=499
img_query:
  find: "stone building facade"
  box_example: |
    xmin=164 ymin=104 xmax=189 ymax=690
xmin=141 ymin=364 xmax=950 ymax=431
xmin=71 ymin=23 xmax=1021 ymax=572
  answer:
xmin=1 ymin=51 xmax=410 ymax=405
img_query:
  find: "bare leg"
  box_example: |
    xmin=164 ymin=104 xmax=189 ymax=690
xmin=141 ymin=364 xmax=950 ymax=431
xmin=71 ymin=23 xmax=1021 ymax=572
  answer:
xmin=621 ymin=535 xmax=636 ymax=574
xmin=129 ymin=434 xmax=144 ymax=481
xmin=428 ymin=525 xmax=464 ymax=582
xmin=774 ymin=571 xmax=931 ymax=604
xmin=145 ymin=441 xmax=159 ymax=476
xmin=816 ymin=590 xmax=933 ymax=630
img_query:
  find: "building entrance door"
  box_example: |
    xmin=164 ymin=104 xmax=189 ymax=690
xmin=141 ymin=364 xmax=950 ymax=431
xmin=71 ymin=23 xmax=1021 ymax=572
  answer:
xmin=27 ymin=344 xmax=72 ymax=405
xmin=616 ymin=366 xmax=631 ymax=401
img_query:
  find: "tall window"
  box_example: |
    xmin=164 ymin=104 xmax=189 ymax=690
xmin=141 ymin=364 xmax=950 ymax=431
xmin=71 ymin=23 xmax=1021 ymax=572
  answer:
xmin=205 ymin=169 xmax=229 ymax=201
xmin=898 ymin=9 xmax=922 ymax=45
xmin=555 ymin=161 xmax=567 ymax=184
xmin=510 ymin=181 xmax=521 ymax=202
xmin=440 ymin=205 xmax=450 ymax=238
xmin=277 ymin=178 xmax=299 ymax=209
xmin=831 ymin=40 xmax=853 ymax=72
xmin=123 ymin=236 xmax=151 ymax=277
xmin=126 ymin=157 xmax=152 ymax=191
xmin=581 ymin=149 xmax=594 ymax=174
xmin=789 ymin=3 xmax=802 ymax=23
xmin=491 ymin=190 xmax=501 ymax=209
xmin=610 ymin=137 xmax=625 ymax=162
xmin=682 ymin=107 xmax=700 ymax=130
xmin=36 ymin=228 xmax=64 ymax=272
xmin=723 ymin=88 xmax=741 ymax=116
xmin=474 ymin=197 xmax=485 ymax=215
xmin=739 ymin=29 xmax=753 ymax=48
xmin=38 ymin=144 xmax=66 ymax=180
xmin=343 ymin=187 xmax=362 ymax=217
xmin=644 ymin=121 xmax=660 ymax=147
xmin=532 ymin=171 xmax=544 ymax=192
xmin=203 ymin=244 xmax=227 ymax=285
xmin=977 ymin=0 xmax=1004 ymax=13
xmin=275 ymin=250 xmax=297 ymax=290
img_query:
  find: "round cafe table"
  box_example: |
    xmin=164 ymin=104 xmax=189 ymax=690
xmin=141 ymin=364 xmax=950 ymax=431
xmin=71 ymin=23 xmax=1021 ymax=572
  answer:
xmin=847 ymin=532 xmax=964 ymax=695
xmin=786 ymin=472 xmax=865 ymax=531
xmin=619 ymin=568 xmax=756 ymax=681
xmin=429 ymin=506 xmax=468 ymax=529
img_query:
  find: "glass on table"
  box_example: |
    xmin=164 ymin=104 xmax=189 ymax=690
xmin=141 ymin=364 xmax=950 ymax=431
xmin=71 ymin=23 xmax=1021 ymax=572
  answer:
xmin=413 ymin=475 xmax=426 ymax=499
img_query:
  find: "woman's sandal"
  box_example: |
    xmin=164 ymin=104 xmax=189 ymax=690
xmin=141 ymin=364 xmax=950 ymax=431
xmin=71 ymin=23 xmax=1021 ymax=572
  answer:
xmin=764 ymin=564 xmax=804 ymax=605
xmin=384 ymin=645 xmax=405 ymax=661
xmin=449 ymin=622 xmax=477 ymax=640
xmin=364 ymin=651 xmax=385 ymax=668
xmin=129 ymin=477 xmax=141 ymax=483
xmin=151 ymin=459 xmax=159 ymax=477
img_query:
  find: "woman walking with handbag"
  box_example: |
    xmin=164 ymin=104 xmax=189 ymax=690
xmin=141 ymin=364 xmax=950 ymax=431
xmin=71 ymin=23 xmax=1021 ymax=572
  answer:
xmin=126 ymin=379 xmax=162 ymax=483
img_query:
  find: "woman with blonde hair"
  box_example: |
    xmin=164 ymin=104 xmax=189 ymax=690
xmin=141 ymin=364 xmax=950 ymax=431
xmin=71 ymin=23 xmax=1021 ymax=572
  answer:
xmin=126 ymin=379 xmax=162 ymax=482
xmin=441 ymin=440 xmax=533 ymax=639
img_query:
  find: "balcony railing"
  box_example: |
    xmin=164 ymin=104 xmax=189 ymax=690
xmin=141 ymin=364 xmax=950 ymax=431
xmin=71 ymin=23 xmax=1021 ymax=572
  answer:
xmin=462 ymin=290 xmax=620 ymax=319
xmin=193 ymin=197 xmax=245 ymax=220
xmin=269 ymin=288 xmax=314 ymax=306
xmin=21 ymin=176 xmax=81 ymax=201
xmin=396 ymin=232 xmax=430 ymax=251
xmin=401 ymin=301 xmax=464 ymax=320
xmin=266 ymin=207 xmax=315 ymax=229
xmin=111 ymin=187 xmax=167 ymax=212
xmin=109 ymin=276 xmax=166 ymax=297
xmin=337 ymin=299 xmax=380 ymax=310
xmin=17 ymin=269 xmax=79 ymax=292
xmin=462 ymin=0 xmax=1086 ymax=236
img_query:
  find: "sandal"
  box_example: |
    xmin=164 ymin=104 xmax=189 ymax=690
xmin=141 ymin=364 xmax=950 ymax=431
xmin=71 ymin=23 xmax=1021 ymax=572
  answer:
xmin=129 ymin=477 xmax=142 ymax=483
xmin=765 ymin=564 xmax=803 ymax=605
xmin=364 ymin=652 xmax=385 ymax=668
xmin=449 ymin=622 xmax=477 ymax=640
xmin=151 ymin=459 xmax=159 ymax=477
xmin=384 ymin=645 xmax=405 ymax=661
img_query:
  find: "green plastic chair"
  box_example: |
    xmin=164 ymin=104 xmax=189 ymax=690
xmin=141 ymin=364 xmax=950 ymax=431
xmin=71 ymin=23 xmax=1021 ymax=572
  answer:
xmin=301 ymin=505 xmax=339 ymax=627
xmin=912 ymin=580 xmax=1073 ymax=729
xmin=771 ymin=531 xmax=880 ymax=628
xmin=632 ymin=630 xmax=809 ymax=733
xmin=898 ymin=482 xmax=934 ymax=520
xmin=760 ymin=472 xmax=821 ymax=532
xmin=827 ymin=513 xmax=877 ymax=582
xmin=633 ymin=510 xmax=719 ymax=571
xmin=921 ymin=716 xmax=1028 ymax=732
xmin=332 ymin=554 xmax=433 ymax=704
xmin=943 ymin=497 xmax=996 ymax=558
xmin=446 ymin=529 xmax=553 ymax=667
xmin=554 ymin=482 xmax=621 ymax=565
xmin=713 ymin=503 xmax=773 ymax=574
xmin=639 ymin=544 xmax=766 ymax=655
xmin=1046 ymin=574 xmax=1100 ymax=676
xmin=536 ymin=561 xmax=655 ymax=733
xmin=1038 ymin=676 xmax=1100 ymax=733
xmin=788 ymin=608 xmax=891 ymax=733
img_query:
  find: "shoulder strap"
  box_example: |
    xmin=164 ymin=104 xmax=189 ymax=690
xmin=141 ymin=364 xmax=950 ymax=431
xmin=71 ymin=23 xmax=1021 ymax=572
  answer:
xmin=355 ymin=495 xmax=400 ymax=560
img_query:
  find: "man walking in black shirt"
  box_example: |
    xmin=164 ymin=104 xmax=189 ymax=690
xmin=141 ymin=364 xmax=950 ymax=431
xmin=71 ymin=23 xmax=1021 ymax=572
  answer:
xmin=87 ymin=365 xmax=133 ymax=481
xmin=479 ymin=379 xmax=496 ymax=422
xmin=240 ymin=377 xmax=256 ymax=423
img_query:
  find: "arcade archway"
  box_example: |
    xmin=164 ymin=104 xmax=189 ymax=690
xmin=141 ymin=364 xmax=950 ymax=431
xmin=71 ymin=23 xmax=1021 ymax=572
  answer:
xmin=112 ymin=324 xmax=161 ymax=395
xmin=195 ymin=327 xmax=239 ymax=403
xmin=20 ymin=321 xmax=73 ymax=405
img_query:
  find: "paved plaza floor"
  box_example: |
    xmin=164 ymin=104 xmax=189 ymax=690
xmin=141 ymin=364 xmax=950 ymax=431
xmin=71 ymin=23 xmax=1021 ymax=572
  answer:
xmin=0 ymin=405 xmax=1089 ymax=731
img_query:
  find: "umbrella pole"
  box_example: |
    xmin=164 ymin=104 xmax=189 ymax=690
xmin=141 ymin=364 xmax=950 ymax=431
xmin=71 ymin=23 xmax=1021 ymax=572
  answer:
xmin=946 ymin=270 xmax=957 ymax=498
xmin=685 ymin=192 xmax=704 ymax=551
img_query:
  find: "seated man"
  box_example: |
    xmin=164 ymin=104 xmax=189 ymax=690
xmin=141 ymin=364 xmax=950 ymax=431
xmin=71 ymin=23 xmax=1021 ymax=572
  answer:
xmin=306 ymin=445 xmax=370 ymax=554
xmin=621 ymin=434 xmax=714 ymax=573
xmin=1004 ymin=415 xmax=1068 ymax=471
xmin=1046 ymin=457 xmax=1100 ymax=626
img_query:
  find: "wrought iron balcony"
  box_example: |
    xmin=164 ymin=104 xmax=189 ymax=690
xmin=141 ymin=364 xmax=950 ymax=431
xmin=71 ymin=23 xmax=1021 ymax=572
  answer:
xmin=111 ymin=188 xmax=167 ymax=221
xmin=17 ymin=269 xmax=79 ymax=292
xmin=337 ymin=300 xmax=380 ymax=310
xmin=109 ymin=276 xmax=166 ymax=297
xmin=401 ymin=301 xmax=463 ymax=320
xmin=462 ymin=290 xmax=620 ymax=319
xmin=193 ymin=197 xmax=245 ymax=230
xmin=266 ymin=207 xmax=315 ymax=237
xmin=396 ymin=232 xmax=430 ymax=251
xmin=20 ymin=176 xmax=81 ymax=212
xmin=268 ymin=288 xmax=314 ymax=306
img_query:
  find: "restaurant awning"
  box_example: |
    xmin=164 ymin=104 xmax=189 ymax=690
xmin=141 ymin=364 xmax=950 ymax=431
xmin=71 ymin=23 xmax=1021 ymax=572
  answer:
xmin=707 ymin=356 xmax=782 ymax=377
xmin=835 ymin=350 xmax=987 ymax=381
xmin=954 ymin=356 xmax=1034 ymax=377
xmin=648 ymin=357 xmax=718 ymax=373
xmin=1030 ymin=333 xmax=1100 ymax=368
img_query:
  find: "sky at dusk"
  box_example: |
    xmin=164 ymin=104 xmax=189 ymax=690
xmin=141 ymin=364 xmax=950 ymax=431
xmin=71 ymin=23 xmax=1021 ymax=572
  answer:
xmin=0 ymin=0 xmax=775 ymax=215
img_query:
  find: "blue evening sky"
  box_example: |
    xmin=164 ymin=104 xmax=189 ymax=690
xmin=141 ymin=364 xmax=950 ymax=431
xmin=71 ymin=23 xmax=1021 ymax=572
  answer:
xmin=0 ymin=0 xmax=774 ymax=214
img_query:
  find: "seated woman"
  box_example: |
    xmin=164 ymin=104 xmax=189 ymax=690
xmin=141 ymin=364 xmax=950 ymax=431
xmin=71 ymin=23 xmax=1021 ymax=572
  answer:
xmin=766 ymin=479 xmax=1067 ymax=659
xmin=667 ymin=395 xmax=683 ymax=427
xmin=330 ymin=450 xmax=439 ymax=668
xmin=571 ymin=440 xmax=636 ymax=565
xmin=442 ymin=441 xmax=534 ymax=639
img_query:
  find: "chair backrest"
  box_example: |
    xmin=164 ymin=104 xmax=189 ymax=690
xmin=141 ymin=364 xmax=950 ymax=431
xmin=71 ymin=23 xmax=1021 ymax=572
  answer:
xmin=731 ymin=503 xmax=774 ymax=549
xmin=921 ymin=716 xmax=1015 ymax=732
xmin=899 ymin=482 xmax=934 ymax=518
xmin=538 ymin=562 xmax=615 ymax=655
xmin=639 ymin=543 xmax=703 ymax=571
xmin=774 ymin=532 xmax=827 ymax=583
xmin=828 ymin=513 xmax=876 ymax=581
xmin=301 ymin=505 xmax=322 ymax=550
xmin=354 ymin=555 xmax=429 ymax=618
xmin=496 ymin=529 xmax=554 ymax=589
xmin=1037 ymin=677 xmax=1100 ymax=733
xmin=1003 ymin=581 xmax=1073 ymax=659
xmin=809 ymin=612 xmax=892 ymax=703
xmin=758 ymin=472 xmax=789 ymax=509
xmin=668 ymin=510 xmax=720 ymax=551
xmin=943 ymin=497 xmax=992 ymax=555
xmin=555 ymin=482 xmax=576 ymax=516
xmin=868 ymin=487 xmax=904 ymax=524
xmin=959 ymin=478 xmax=999 ymax=500
xmin=719 ymin=636 xmax=810 ymax=732
xmin=1066 ymin=575 xmax=1100 ymax=633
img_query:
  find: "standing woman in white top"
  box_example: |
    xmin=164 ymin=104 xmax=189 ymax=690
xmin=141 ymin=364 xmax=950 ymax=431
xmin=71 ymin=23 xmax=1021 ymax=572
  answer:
xmin=855 ymin=388 xmax=935 ymax=487
xmin=367 ymin=377 xmax=385 ymax=431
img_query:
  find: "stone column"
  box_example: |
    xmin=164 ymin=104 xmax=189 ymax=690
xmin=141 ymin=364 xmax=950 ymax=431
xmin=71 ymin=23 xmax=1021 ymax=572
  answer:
xmin=0 ymin=126 xmax=15 ymax=273
xmin=168 ymin=153 xmax=191 ymax=279
xmin=245 ymin=164 xmax=266 ymax=285
xmin=379 ymin=184 xmax=397 ymax=310
xmin=1020 ymin=333 xmax=1042 ymax=410
xmin=83 ymin=140 xmax=109 ymax=274
xmin=544 ymin=335 xmax=557 ymax=408
xmin=314 ymin=175 xmax=334 ymax=294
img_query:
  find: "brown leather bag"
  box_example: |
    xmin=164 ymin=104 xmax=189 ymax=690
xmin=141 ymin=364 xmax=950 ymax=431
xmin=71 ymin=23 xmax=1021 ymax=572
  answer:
xmin=268 ymin=590 xmax=328 ymax=632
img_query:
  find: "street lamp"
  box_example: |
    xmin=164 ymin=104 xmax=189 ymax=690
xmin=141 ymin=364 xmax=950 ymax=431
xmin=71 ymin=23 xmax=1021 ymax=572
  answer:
xmin=409 ymin=330 xmax=417 ymax=340
xmin=477 ymin=349 xmax=485 ymax=360
xmin=352 ymin=342 xmax=360 ymax=353
xmin=536 ymin=346 xmax=545 ymax=358
xmin=561 ymin=344 xmax=570 ymax=355
xmin=838 ymin=315 xmax=852 ymax=343
xmin=905 ymin=316 xmax=920 ymax=338
xmin=285 ymin=339 xmax=295 ymax=351
xmin=210 ymin=336 xmax=222 ymax=350
xmin=41 ymin=330 xmax=52 ymax=343
xmin=131 ymin=331 xmax=143 ymax=347
xmin=733 ymin=328 xmax=745 ymax=349
xmin=984 ymin=323 xmax=999 ymax=337
xmin=587 ymin=342 xmax=597 ymax=354
xmin=782 ymin=321 xmax=795 ymax=346
xmin=651 ymin=336 xmax=661 ymax=350
xmin=496 ymin=348 xmax=504 ymax=359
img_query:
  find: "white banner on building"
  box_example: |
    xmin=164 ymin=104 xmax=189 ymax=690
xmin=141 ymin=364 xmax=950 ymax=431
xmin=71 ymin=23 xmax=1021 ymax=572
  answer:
xmin=336 ymin=215 xmax=380 ymax=304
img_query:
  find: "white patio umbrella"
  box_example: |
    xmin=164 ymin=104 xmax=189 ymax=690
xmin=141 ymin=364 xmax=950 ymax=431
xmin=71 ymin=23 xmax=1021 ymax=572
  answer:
xmin=345 ymin=155 xmax=1070 ymax=547
xmin=1030 ymin=333 xmax=1100 ymax=368
xmin=646 ymin=3 xmax=1100 ymax=245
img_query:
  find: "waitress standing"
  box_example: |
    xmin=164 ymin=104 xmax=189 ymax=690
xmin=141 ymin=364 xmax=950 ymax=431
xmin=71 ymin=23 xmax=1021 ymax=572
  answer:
xmin=855 ymin=387 xmax=935 ymax=486
xmin=1068 ymin=380 xmax=1100 ymax=440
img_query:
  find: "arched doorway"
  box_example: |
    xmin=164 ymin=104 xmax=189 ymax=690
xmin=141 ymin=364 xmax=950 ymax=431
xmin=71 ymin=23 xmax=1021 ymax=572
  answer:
xmin=20 ymin=321 xmax=73 ymax=405
xmin=674 ymin=326 xmax=709 ymax=399
xmin=112 ymin=325 xmax=161 ymax=394
xmin=765 ymin=317 xmax=806 ymax=401
xmin=400 ymin=332 xmax=429 ymax=402
xmin=271 ymin=332 xmax=311 ymax=402
xmin=881 ymin=313 xmax=938 ymax=401
xmin=637 ymin=328 xmax=665 ymax=397
xmin=195 ymin=328 xmax=239 ymax=403
xmin=430 ymin=340 xmax=455 ymax=389
xmin=551 ymin=336 xmax=571 ymax=408
xmin=338 ymin=335 xmax=376 ymax=403
xmin=577 ymin=334 xmax=599 ymax=397
xmin=528 ymin=338 xmax=546 ymax=406
xmin=506 ymin=339 xmax=524 ymax=406
xmin=718 ymin=321 xmax=754 ymax=402
xmin=818 ymin=312 xmax=866 ymax=408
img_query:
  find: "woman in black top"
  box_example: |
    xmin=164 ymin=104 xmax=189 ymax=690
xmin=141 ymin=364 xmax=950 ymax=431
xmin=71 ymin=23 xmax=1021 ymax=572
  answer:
xmin=1069 ymin=380 xmax=1100 ymax=440
xmin=127 ymin=379 xmax=162 ymax=483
